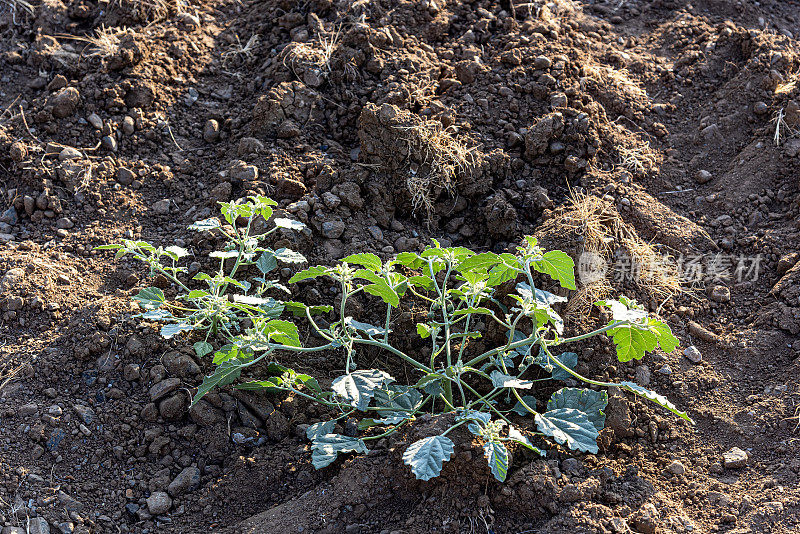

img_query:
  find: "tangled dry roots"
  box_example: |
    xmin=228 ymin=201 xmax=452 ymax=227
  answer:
xmin=394 ymin=121 xmax=477 ymax=222
xmin=540 ymin=193 xmax=682 ymax=319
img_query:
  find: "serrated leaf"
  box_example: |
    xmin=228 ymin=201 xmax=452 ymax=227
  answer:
xmin=210 ymin=250 xmax=239 ymax=259
xmin=344 ymin=317 xmax=387 ymax=337
xmin=483 ymin=441 xmax=509 ymax=482
xmin=651 ymin=319 xmax=679 ymax=353
xmin=192 ymin=360 xmax=242 ymax=405
xmin=256 ymin=251 xmax=277 ymax=274
xmin=161 ymin=322 xmax=194 ymax=339
xmin=311 ymin=434 xmax=368 ymax=469
xmin=133 ymin=287 xmax=165 ymax=310
xmin=342 ymin=253 xmax=383 ymax=272
xmin=273 ymin=218 xmax=307 ymax=231
xmin=535 ymin=408 xmax=599 ymax=454
xmin=289 ymin=265 xmax=330 ymax=283
xmin=532 ymin=250 xmax=576 ymax=290
xmin=511 ymin=395 xmax=538 ymax=415
xmin=402 ymin=435 xmax=455 ymax=481
xmin=490 ymin=371 xmax=533 ymax=390
xmin=373 ymin=385 xmax=423 ymax=412
xmin=547 ymin=388 xmax=607 ymax=431
xmin=306 ymin=420 xmax=336 ymax=441
xmin=620 ymin=382 xmax=692 ymax=422
xmin=274 ymin=248 xmax=306 ymax=264
xmin=332 ymin=369 xmax=393 ymax=410
xmin=452 ymin=307 xmax=494 ymax=317
xmin=455 ymin=410 xmax=491 ymax=425
xmin=517 ymin=282 xmax=568 ymax=306
xmin=392 ymin=252 xmax=424 ymax=269
xmin=607 ymin=325 xmax=658 ymax=362
xmin=596 ymin=298 xmax=648 ymax=322
xmin=193 ymin=341 xmax=213 ymax=358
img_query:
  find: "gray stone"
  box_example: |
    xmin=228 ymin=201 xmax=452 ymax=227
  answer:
xmin=123 ymin=363 xmax=141 ymax=381
xmin=203 ymin=119 xmax=220 ymax=143
xmin=152 ymin=199 xmax=171 ymax=215
xmin=167 ymin=466 xmax=201 ymax=497
xmin=18 ymin=402 xmax=39 ymax=417
xmin=101 ymin=135 xmax=117 ymax=152
xmin=634 ymin=365 xmax=651 ymax=385
xmin=27 ymin=518 xmax=50 ymax=534
xmin=684 ymin=345 xmax=702 ymax=364
xmin=723 ymin=447 xmax=748 ymax=469
xmin=146 ymin=491 xmax=172 ymax=515
xmin=666 ymin=460 xmax=686 ymax=475
xmin=159 ymin=393 xmax=187 ymax=420
xmin=694 ymin=169 xmax=713 ymax=184
xmin=321 ymin=220 xmax=345 ymax=239
xmin=59 ymin=147 xmax=82 ymax=161
xmin=87 ymin=113 xmax=103 ymax=129
xmin=116 ymin=167 xmax=135 ymax=185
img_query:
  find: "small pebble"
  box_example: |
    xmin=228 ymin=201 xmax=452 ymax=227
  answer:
xmin=683 ymin=345 xmax=702 ymax=364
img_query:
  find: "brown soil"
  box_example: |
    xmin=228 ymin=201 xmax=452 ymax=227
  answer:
xmin=1 ymin=0 xmax=800 ymax=533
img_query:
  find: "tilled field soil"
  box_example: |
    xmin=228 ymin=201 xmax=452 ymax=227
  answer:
xmin=1 ymin=0 xmax=800 ymax=532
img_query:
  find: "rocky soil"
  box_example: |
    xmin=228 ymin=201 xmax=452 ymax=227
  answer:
xmin=1 ymin=0 xmax=800 ymax=532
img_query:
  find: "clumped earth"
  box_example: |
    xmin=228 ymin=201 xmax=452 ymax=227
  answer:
xmin=1 ymin=0 xmax=800 ymax=532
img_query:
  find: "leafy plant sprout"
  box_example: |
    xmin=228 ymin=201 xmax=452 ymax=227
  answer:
xmin=99 ymin=196 xmax=690 ymax=483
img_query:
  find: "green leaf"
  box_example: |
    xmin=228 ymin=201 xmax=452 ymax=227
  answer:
xmin=651 ymin=319 xmax=679 ymax=353
xmin=289 ymin=265 xmax=330 ymax=283
xmin=416 ymin=323 xmax=433 ymax=339
xmin=535 ymin=408 xmax=599 ymax=454
xmin=188 ymin=218 xmax=221 ymax=231
xmin=531 ymin=250 xmax=576 ymax=290
xmin=344 ymin=317 xmax=387 ymax=337
xmin=596 ymin=298 xmax=647 ymax=322
xmin=533 ymin=350 xmax=578 ymax=381
xmin=483 ymin=441 xmax=509 ymax=482
xmin=490 ymin=371 xmax=533 ymax=390
xmin=273 ymin=218 xmax=307 ymax=231
xmin=547 ymin=388 xmax=608 ymax=431
xmin=193 ymin=341 xmax=213 ymax=358
xmin=306 ymin=420 xmax=336 ymax=441
xmin=342 ymin=253 xmax=383 ymax=272
xmin=95 ymin=244 xmax=123 ymax=250
xmin=402 ymin=435 xmax=455 ymax=481
xmin=256 ymin=251 xmax=277 ymax=274
xmin=408 ymin=275 xmax=435 ymax=290
xmin=274 ymin=248 xmax=306 ymax=264
xmin=265 ymin=319 xmax=300 ymax=347
xmin=507 ymin=426 xmax=544 ymax=455
xmin=161 ymin=322 xmax=194 ymax=339
xmin=284 ymin=301 xmax=333 ymax=317
xmin=392 ymin=252 xmax=424 ymax=269
xmin=192 ymin=360 xmax=242 ymax=405
xmin=511 ymin=395 xmax=538 ymax=415
xmin=133 ymin=287 xmax=165 ymax=310
xmin=332 ymin=369 xmax=394 ymax=410
xmin=233 ymin=377 xmax=284 ymax=392
xmin=311 ymin=434 xmax=368 ymax=469
xmin=373 ymin=385 xmax=423 ymax=412
xmin=620 ymin=382 xmax=692 ymax=423
xmin=210 ymin=250 xmax=239 ymax=259
xmin=186 ymin=289 xmax=210 ymax=299
xmin=457 ymin=252 xmax=501 ymax=273
xmin=141 ymin=309 xmax=173 ymax=321
xmin=607 ymin=325 xmax=657 ymax=362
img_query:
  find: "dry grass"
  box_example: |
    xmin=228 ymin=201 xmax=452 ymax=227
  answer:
xmin=540 ymin=193 xmax=682 ymax=319
xmin=108 ymin=0 xmax=179 ymax=23
xmin=61 ymin=25 xmax=127 ymax=60
xmin=618 ymin=139 xmax=658 ymax=175
xmin=1 ymin=0 xmax=34 ymax=24
xmin=581 ymin=63 xmax=648 ymax=103
xmin=222 ymin=34 xmax=260 ymax=66
xmin=773 ymin=107 xmax=799 ymax=146
xmin=393 ymin=121 xmax=478 ymax=222
xmin=281 ymin=23 xmax=344 ymax=78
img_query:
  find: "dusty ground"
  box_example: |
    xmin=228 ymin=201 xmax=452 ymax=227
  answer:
xmin=1 ymin=0 xmax=800 ymax=532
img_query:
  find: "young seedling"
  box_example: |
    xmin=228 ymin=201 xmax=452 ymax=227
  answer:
xmin=101 ymin=197 xmax=690 ymax=483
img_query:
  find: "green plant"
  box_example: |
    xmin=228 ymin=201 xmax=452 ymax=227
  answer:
xmin=99 ymin=196 xmax=690 ymax=483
